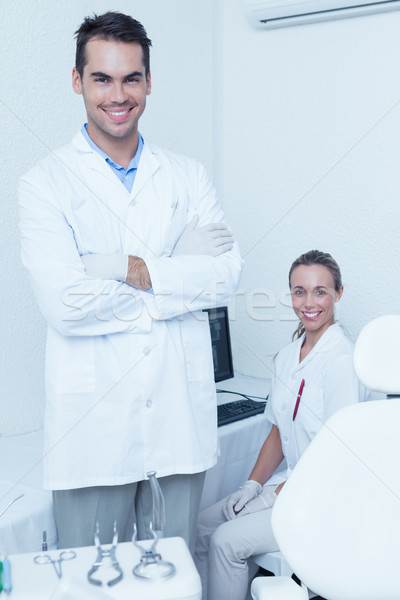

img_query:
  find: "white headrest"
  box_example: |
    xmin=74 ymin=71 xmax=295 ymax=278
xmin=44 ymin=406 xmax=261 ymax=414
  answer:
xmin=353 ymin=315 xmax=400 ymax=394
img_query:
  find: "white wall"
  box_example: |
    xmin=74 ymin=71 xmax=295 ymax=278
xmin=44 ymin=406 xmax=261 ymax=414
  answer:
xmin=219 ymin=1 xmax=400 ymax=380
xmin=2 ymin=0 xmax=398 ymax=435
xmin=0 ymin=0 xmax=215 ymax=435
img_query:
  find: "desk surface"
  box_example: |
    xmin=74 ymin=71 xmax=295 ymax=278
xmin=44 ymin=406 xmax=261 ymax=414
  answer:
xmin=201 ymin=374 xmax=271 ymax=507
xmin=216 ymin=373 xmax=270 ymax=403
xmin=0 ymin=374 xmax=272 ymax=553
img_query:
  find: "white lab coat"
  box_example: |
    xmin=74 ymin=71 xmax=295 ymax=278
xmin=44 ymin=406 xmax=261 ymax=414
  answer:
xmin=265 ymin=323 xmax=370 ymax=485
xmin=18 ymin=131 xmax=242 ymax=490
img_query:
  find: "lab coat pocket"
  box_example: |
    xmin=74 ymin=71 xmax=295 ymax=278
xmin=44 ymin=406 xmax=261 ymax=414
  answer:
xmin=296 ymin=384 xmax=324 ymax=439
xmin=45 ymin=328 xmax=95 ymax=394
xmin=161 ymin=207 xmax=190 ymax=256
xmin=180 ymin=312 xmax=214 ymax=382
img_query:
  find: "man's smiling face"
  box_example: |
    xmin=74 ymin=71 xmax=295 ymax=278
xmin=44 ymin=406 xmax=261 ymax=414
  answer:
xmin=72 ymin=38 xmax=151 ymax=148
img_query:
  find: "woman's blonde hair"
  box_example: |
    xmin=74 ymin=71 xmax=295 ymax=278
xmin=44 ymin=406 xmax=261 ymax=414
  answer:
xmin=289 ymin=250 xmax=342 ymax=340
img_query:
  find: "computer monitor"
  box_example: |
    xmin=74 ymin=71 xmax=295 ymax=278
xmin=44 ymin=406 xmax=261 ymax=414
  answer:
xmin=205 ymin=306 xmax=234 ymax=383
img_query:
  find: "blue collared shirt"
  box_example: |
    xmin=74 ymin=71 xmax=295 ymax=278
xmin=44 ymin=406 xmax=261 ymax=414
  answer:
xmin=81 ymin=124 xmax=143 ymax=193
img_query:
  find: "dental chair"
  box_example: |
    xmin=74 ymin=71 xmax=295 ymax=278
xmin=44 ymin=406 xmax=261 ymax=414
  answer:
xmin=251 ymin=315 xmax=400 ymax=600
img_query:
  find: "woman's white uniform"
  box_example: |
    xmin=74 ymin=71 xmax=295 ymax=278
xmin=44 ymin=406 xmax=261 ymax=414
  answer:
xmin=195 ymin=323 xmax=369 ymax=600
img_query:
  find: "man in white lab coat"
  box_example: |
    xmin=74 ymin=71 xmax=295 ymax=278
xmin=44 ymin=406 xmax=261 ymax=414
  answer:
xmin=18 ymin=12 xmax=242 ymax=551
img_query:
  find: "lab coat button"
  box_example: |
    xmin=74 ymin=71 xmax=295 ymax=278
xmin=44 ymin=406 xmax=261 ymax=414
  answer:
xmin=143 ymin=346 xmax=150 ymax=355
xmin=146 ymin=399 xmax=152 ymax=408
xmin=131 ymin=199 xmax=137 ymax=206
xmin=283 ymin=435 xmax=288 ymax=443
xmin=281 ymin=404 xmax=286 ymax=411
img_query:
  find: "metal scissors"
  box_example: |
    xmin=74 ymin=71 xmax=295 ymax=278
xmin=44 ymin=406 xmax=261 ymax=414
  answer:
xmin=33 ymin=549 xmax=76 ymax=579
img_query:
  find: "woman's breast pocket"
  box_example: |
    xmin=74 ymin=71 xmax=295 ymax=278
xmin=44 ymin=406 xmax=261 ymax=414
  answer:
xmin=296 ymin=385 xmax=325 ymax=439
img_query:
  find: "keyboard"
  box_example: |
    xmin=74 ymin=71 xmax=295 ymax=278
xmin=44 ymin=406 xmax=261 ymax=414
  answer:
xmin=217 ymin=398 xmax=267 ymax=427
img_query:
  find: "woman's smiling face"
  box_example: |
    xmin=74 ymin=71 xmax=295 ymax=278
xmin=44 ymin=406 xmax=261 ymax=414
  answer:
xmin=290 ymin=264 xmax=343 ymax=339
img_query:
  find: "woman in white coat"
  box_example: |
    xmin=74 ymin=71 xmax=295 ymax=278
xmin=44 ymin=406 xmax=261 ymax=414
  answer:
xmin=195 ymin=249 xmax=369 ymax=600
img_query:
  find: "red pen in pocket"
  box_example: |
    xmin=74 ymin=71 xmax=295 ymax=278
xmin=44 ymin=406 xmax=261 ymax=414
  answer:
xmin=293 ymin=379 xmax=305 ymax=421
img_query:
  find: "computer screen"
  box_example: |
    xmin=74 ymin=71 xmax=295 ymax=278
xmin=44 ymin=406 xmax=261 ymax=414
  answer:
xmin=205 ymin=306 xmax=234 ymax=383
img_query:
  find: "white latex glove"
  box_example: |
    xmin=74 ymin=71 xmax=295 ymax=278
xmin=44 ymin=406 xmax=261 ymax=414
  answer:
xmin=223 ymin=480 xmax=262 ymax=520
xmin=172 ymin=215 xmax=234 ymax=257
xmin=235 ymin=485 xmax=277 ymax=517
xmin=81 ymin=253 xmax=129 ymax=282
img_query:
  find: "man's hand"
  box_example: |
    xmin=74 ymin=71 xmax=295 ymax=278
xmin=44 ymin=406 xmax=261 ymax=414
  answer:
xmin=125 ymin=256 xmax=152 ymax=291
xmin=81 ymin=253 xmax=128 ymax=281
xmin=172 ymin=215 xmax=234 ymax=257
xmin=222 ymin=480 xmax=262 ymax=520
xmin=81 ymin=254 xmax=151 ymax=291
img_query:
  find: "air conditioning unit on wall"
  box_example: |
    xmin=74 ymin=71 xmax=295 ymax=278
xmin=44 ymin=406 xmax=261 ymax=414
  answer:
xmin=242 ymin=0 xmax=400 ymax=28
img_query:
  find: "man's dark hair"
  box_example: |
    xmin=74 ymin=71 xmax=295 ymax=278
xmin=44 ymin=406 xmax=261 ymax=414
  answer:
xmin=74 ymin=11 xmax=152 ymax=77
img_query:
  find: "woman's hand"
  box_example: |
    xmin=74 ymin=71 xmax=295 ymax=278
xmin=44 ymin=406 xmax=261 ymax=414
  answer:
xmin=235 ymin=485 xmax=278 ymax=517
xmin=223 ymin=480 xmax=262 ymax=520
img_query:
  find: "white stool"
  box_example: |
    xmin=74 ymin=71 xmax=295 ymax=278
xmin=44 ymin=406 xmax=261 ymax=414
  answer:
xmin=251 ymin=576 xmax=308 ymax=600
xmin=251 ymin=552 xmax=318 ymax=599
xmin=252 ymin=550 xmax=292 ymax=577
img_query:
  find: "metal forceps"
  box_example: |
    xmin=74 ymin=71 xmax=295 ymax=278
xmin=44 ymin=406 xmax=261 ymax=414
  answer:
xmin=33 ymin=549 xmax=76 ymax=579
xmin=132 ymin=522 xmax=175 ymax=580
xmin=87 ymin=521 xmax=123 ymax=587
